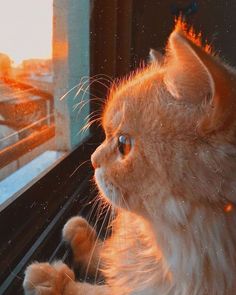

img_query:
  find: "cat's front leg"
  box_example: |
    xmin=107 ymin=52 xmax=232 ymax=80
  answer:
xmin=63 ymin=216 xmax=103 ymax=275
xmin=23 ymin=261 xmax=111 ymax=295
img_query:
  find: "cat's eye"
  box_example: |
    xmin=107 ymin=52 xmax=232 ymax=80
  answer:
xmin=117 ymin=135 xmax=132 ymax=156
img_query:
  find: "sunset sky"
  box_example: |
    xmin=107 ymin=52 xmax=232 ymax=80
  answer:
xmin=0 ymin=0 xmax=53 ymax=65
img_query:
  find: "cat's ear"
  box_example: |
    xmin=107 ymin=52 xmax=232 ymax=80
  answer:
xmin=149 ymin=49 xmax=163 ymax=65
xmin=165 ymin=29 xmax=236 ymax=134
xmin=164 ymin=30 xmax=214 ymax=103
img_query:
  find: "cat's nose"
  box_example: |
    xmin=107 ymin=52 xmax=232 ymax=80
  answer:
xmin=91 ymin=153 xmax=100 ymax=169
xmin=91 ymin=159 xmax=99 ymax=169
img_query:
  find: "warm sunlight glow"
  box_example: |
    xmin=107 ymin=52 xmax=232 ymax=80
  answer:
xmin=0 ymin=0 xmax=53 ymax=65
xmin=175 ymin=16 xmax=212 ymax=54
xmin=224 ymin=203 xmax=233 ymax=213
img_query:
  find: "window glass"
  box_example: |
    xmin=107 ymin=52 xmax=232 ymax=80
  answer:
xmin=0 ymin=0 xmax=90 ymax=209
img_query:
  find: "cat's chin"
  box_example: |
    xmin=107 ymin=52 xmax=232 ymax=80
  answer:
xmin=94 ymin=168 xmax=124 ymax=208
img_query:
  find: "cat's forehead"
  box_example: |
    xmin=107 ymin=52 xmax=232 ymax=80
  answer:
xmin=102 ymin=67 xmax=164 ymax=136
xmin=103 ymin=107 xmax=123 ymax=135
xmin=102 ymin=95 xmax=128 ymax=136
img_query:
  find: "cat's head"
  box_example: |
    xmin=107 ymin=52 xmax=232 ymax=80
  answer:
xmin=91 ymin=22 xmax=236 ymax=219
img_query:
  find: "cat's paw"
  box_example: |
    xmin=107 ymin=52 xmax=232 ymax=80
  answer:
xmin=62 ymin=216 xmax=97 ymax=263
xmin=23 ymin=261 xmax=74 ymax=295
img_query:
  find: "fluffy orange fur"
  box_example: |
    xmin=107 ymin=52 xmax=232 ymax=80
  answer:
xmin=174 ymin=17 xmax=212 ymax=54
xmin=24 ymin=23 xmax=236 ymax=295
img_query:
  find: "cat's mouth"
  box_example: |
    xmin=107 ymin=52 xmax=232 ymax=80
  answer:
xmin=94 ymin=168 xmax=123 ymax=207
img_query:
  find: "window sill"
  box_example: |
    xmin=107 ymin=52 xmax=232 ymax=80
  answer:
xmin=0 ymin=150 xmax=65 ymax=211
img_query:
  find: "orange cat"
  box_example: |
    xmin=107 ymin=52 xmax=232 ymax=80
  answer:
xmin=23 ymin=22 xmax=236 ymax=295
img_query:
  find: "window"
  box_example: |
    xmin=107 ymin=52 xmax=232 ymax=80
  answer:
xmin=0 ymin=0 xmax=91 ymax=209
xmin=0 ymin=1 xmax=55 ymax=206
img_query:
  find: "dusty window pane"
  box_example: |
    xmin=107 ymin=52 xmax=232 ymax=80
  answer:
xmin=0 ymin=1 xmax=56 ymax=206
xmin=0 ymin=0 xmax=90 ymax=208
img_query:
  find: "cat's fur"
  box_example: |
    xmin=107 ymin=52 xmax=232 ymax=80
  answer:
xmin=23 ymin=22 xmax=236 ymax=295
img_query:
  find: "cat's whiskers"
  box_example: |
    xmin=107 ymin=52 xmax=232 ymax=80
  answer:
xmin=73 ymin=97 xmax=104 ymax=115
xmin=69 ymin=159 xmax=91 ymax=178
xmin=77 ymin=76 xmax=111 ymax=106
xmin=120 ymin=191 xmax=131 ymax=211
xmin=85 ymin=194 xmax=102 ymax=226
xmin=84 ymin=201 xmax=111 ymax=282
xmin=59 ymin=74 xmax=109 ymax=101
xmin=83 ymin=109 xmax=101 ymax=123
xmin=59 ymin=79 xmax=85 ymax=101
xmin=74 ymin=79 xmax=107 ymax=107
xmin=84 ymin=190 xmax=110 ymax=246
xmin=93 ymin=205 xmax=113 ymax=284
xmin=59 ymin=74 xmax=111 ymax=139
xmin=70 ymin=75 xmax=111 ymax=135
xmin=73 ymin=105 xmax=102 ymax=136
xmin=89 ymin=196 xmax=108 ymax=230
xmin=73 ymin=84 xmax=103 ymax=114
xmin=80 ymin=117 xmax=102 ymax=135
xmin=73 ymin=74 xmax=112 ymax=104
xmin=86 ymin=179 xmax=107 ymax=221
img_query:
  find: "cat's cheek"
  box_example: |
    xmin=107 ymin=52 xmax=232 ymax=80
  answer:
xmin=94 ymin=168 xmax=121 ymax=205
xmin=94 ymin=168 xmax=108 ymax=197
